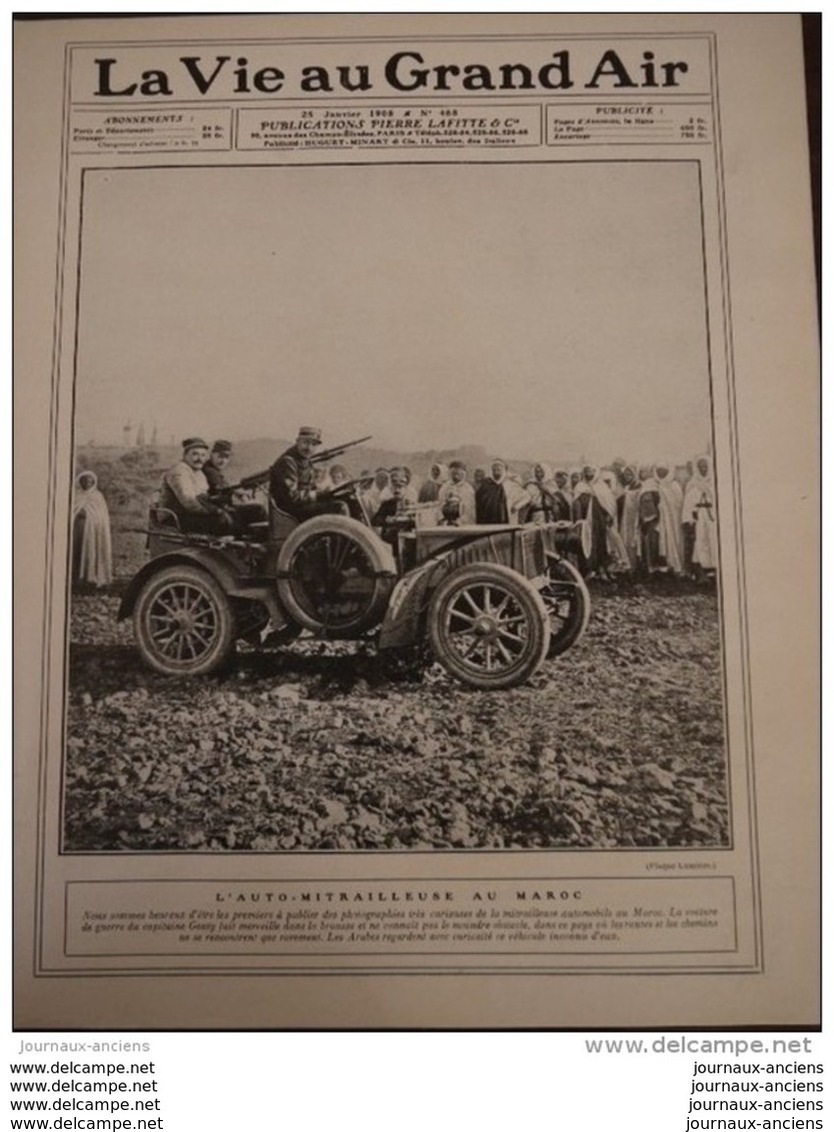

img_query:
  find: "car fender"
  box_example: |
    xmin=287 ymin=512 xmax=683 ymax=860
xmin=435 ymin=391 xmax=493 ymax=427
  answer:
xmin=379 ymin=539 xmax=519 ymax=650
xmin=377 ymin=556 xmax=448 ymax=650
xmin=378 ymin=525 xmax=566 ymax=650
xmin=118 ymin=548 xmax=264 ymax=621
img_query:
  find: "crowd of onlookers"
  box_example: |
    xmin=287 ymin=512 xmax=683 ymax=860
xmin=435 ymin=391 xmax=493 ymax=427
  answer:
xmin=346 ymin=455 xmax=718 ymax=580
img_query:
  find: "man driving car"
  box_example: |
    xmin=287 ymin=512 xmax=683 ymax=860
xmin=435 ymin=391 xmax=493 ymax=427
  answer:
xmin=269 ymin=427 xmax=348 ymax=519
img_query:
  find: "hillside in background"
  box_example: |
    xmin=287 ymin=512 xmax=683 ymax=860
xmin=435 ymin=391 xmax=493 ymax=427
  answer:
xmin=77 ymin=437 xmax=559 ymax=488
xmin=228 ymin=438 xmax=551 ymax=482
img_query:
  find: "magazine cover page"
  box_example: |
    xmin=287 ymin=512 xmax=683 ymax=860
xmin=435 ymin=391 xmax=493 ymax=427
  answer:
xmin=13 ymin=12 xmax=819 ymax=1029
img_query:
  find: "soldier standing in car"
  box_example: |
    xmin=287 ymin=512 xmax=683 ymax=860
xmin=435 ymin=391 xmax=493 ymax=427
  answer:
xmin=269 ymin=426 xmax=348 ymax=519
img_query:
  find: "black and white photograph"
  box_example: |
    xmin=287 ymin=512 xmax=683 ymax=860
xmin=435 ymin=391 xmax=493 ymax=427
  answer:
xmin=64 ymin=160 xmax=727 ymax=854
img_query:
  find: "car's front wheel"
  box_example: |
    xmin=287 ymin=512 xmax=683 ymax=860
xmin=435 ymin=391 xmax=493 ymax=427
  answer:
xmin=134 ymin=565 xmax=235 ymax=676
xmin=428 ymin=562 xmax=550 ymax=690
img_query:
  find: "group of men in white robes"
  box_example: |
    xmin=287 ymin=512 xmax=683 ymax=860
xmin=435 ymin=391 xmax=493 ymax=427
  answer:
xmin=576 ymin=456 xmax=717 ymax=578
xmin=513 ymin=455 xmax=717 ymax=579
xmin=350 ymin=453 xmax=718 ymax=578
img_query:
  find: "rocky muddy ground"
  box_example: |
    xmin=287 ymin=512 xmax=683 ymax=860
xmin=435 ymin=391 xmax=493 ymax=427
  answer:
xmin=63 ymin=581 xmax=728 ymax=853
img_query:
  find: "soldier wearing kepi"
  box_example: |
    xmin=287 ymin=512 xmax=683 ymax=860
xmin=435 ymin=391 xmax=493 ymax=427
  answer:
xmin=160 ymin=437 xmax=233 ymax=535
xmin=204 ymin=438 xmax=267 ymax=532
xmin=269 ymin=426 xmax=348 ymax=519
xmin=202 ymin=439 xmax=234 ymax=495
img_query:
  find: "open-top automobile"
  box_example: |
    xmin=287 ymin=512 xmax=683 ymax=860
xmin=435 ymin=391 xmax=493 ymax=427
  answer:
xmin=119 ymin=451 xmax=591 ymax=690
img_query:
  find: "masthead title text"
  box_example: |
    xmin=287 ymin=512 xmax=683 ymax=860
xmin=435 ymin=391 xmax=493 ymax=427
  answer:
xmin=90 ymin=49 xmax=690 ymax=98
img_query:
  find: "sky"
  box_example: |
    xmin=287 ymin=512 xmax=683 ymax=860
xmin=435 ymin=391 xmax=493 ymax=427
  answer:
xmin=74 ymin=160 xmax=712 ymax=464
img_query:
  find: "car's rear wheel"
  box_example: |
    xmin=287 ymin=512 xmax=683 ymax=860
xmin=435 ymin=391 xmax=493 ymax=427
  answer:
xmin=539 ymin=556 xmax=591 ymax=657
xmin=428 ymin=562 xmax=550 ymax=690
xmin=134 ymin=565 xmax=235 ymax=676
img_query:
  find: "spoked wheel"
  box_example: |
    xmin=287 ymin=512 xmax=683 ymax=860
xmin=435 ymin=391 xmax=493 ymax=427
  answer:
xmin=134 ymin=565 xmax=235 ymax=676
xmin=539 ymin=556 xmax=591 ymax=657
xmin=536 ymin=554 xmax=588 ymax=661
xmin=277 ymin=515 xmax=395 ymax=637
xmin=428 ymin=562 xmax=550 ymax=690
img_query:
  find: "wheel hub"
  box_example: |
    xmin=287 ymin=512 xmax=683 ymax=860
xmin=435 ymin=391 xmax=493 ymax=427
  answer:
xmin=172 ymin=610 xmax=196 ymax=631
xmin=473 ymin=614 xmax=498 ymax=637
